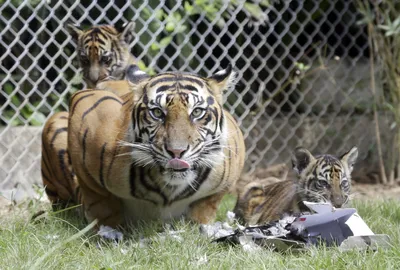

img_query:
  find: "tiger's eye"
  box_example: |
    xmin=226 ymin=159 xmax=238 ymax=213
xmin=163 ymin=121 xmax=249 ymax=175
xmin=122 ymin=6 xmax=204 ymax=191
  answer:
xmin=102 ymin=54 xmax=112 ymax=65
xmin=80 ymin=54 xmax=89 ymax=65
xmin=316 ymin=180 xmax=328 ymax=189
xmin=191 ymin=108 xmax=205 ymax=119
xmin=341 ymin=180 xmax=349 ymax=189
xmin=150 ymin=108 xmax=164 ymax=120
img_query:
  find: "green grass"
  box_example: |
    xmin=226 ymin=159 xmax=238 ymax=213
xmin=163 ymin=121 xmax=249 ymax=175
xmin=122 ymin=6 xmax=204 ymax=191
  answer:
xmin=0 ymin=196 xmax=399 ymax=270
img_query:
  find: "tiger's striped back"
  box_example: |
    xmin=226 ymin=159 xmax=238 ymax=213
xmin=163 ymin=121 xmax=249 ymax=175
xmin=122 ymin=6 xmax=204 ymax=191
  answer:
xmin=40 ymin=80 xmax=132 ymax=215
xmin=66 ymin=21 xmax=136 ymax=88
xmin=234 ymin=147 xmax=358 ymax=225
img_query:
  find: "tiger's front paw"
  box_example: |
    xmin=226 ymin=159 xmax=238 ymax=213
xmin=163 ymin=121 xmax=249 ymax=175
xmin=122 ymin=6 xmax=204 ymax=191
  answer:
xmin=97 ymin=225 xmax=123 ymax=242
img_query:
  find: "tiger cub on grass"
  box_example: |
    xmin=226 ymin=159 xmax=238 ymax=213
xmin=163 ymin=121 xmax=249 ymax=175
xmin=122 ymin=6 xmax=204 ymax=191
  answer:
xmin=66 ymin=21 xmax=137 ymax=88
xmin=233 ymin=147 xmax=358 ymax=225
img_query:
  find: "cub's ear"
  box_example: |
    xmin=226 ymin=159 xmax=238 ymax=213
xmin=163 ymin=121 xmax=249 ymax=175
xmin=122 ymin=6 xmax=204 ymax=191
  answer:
xmin=126 ymin=65 xmax=150 ymax=102
xmin=207 ymin=64 xmax=237 ymax=103
xmin=292 ymin=147 xmax=315 ymax=174
xmin=340 ymin=146 xmax=358 ymax=172
xmin=118 ymin=21 xmax=135 ymax=44
xmin=66 ymin=24 xmax=83 ymax=42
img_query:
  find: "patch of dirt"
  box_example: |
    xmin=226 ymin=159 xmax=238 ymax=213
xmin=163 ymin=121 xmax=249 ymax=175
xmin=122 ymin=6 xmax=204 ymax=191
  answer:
xmin=0 ymin=196 xmax=51 ymax=222
xmin=352 ymin=183 xmax=400 ymax=200
xmin=0 ymin=196 xmax=13 ymax=216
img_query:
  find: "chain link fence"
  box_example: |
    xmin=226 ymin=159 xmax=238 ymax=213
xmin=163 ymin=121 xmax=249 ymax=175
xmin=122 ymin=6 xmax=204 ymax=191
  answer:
xmin=0 ymin=0 xmax=385 ymax=201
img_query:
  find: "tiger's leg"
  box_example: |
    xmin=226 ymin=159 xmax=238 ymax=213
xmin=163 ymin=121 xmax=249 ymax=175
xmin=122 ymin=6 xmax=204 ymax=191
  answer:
xmin=41 ymin=112 xmax=79 ymax=208
xmin=66 ymin=90 xmax=125 ymax=229
xmin=77 ymin=178 xmax=123 ymax=229
xmin=188 ymin=192 xmax=226 ymax=224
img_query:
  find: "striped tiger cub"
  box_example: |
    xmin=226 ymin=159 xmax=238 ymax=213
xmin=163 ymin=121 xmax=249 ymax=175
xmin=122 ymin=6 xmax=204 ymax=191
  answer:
xmin=233 ymin=147 xmax=358 ymax=225
xmin=41 ymin=65 xmax=245 ymax=230
xmin=66 ymin=21 xmax=137 ymax=88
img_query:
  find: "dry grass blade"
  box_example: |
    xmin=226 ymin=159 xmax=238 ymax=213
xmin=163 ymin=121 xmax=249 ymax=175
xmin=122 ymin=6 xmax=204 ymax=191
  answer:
xmin=31 ymin=219 xmax=98 ymax=270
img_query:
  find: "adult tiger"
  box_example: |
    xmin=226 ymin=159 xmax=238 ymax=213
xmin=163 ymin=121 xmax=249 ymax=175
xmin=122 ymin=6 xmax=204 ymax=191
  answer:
xmin=42 ymin=65 xmax=245 ymax=231
xmin=66 ymin=21 xmax=137 ymax=88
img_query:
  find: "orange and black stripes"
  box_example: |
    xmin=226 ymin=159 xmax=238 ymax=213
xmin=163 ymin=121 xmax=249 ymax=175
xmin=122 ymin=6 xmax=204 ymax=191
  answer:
xmin=41 ymin=112 xmax=78 ymax=206
xmin=81 ymin=96 xmax=122 ymax=121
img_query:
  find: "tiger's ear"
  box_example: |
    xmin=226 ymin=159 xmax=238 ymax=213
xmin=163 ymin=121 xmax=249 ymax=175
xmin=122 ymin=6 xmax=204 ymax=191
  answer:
xmin=340 ymin=146 xmax=358 ymax=173
xmin=118 ymin=21 xmax=135 ymax=44
xmin=126 ymin=65 xmax=150 ymax=102
xmin=66 ymin=24 xmax=83 ymax=42
xmin=292 ymin=147 xmax=315 ymax=174
xmin=207 ymin=64 xmax=237 ymax=103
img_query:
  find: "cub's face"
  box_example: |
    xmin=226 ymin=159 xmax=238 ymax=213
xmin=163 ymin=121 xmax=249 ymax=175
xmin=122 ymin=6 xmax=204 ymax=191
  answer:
xmin=292 ymin=147 xmax=358 ymax=208
xmin=127 ymin=65 xmax=236 ymax=183
xmin=66 ymin=22 xmax=135 ymax=88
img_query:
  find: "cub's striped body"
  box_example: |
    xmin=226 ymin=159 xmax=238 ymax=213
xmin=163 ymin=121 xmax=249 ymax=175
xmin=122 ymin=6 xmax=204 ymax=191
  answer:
xmin=66 ymin=21 xmax=136 ymax=88
xmin=41 ymin=65 xmax=245 ymax=228
xmin=234 ymin=147 xmax=358 ymax=225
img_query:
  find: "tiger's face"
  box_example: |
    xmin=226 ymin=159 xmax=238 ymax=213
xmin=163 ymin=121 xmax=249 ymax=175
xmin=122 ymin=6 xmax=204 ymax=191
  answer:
xmin=66 ymin=22 xmax=136 ymax=88
xmin=292 ymin=147 xmax=358 ymax=208
xmin=126 ymin=65 xmax=236 ymax=185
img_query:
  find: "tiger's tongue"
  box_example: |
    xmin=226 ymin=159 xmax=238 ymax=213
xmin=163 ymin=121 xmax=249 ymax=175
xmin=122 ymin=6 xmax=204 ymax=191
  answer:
xmin=166 ymin=158 xmax=190 ymax=170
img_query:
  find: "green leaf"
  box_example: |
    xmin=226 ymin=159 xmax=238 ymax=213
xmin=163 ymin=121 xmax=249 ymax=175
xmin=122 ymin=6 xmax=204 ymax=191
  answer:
xmin=29 ymin=111 xmax=46 ymax=126
xmin=260 ymin=0 xmax=270 ymax=7
xmin=216 ymin=18 xmax=226 ymax=29
xmin=70 ymin=73 xmax=83 ymax=85
xmin=136 ymin=60 xmax=156 ymax=76
xmin=3 ymin=111 xmax=22 ymax=126
xmin=173 ymin=12 xmax=182 ymax=21
xmin=184 ymin=2 xmax=194 ymax=14
xmin=142 ymin=7 xmax=151 ymax=19
xmin=204 ymin=5 xmax=218 ymax=14
xmin=243 ymin=3 xmax=263 ymax=20
xmin=137 ymin=60 xmax=148 ymax=71
xmin=176 ymin=25 xmax=187 ymax=33
xmin=205 ymin=12 xmax=217 ymax=25
xmin=195 ymin=0 xmax=204 ymax=5
xmin=159 ymin=36 xmax=173 ymax=47
xmin=150 ymin=43 xmax=160 ymax=51
xmin=378 ymin=24 xmax=391 ymax=31
xmin=165 ymin=22 xmax=175 ymax=32
xmin=11 ymin=95 xmax=21 ymax=107
xmin=20 ymin=107 xmax=31 ymax=119
xmin=4 ymin=83 xmax=14 ymax=94
xmin=155 ymin=9 xmax=165 ymax=20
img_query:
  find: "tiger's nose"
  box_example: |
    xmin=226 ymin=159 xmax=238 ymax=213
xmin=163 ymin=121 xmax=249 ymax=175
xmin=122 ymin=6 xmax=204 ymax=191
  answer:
xmin=332 ymin=195 xmax=344 ymax=208
xmin=166 ymin=146 xmax=188 ymax=159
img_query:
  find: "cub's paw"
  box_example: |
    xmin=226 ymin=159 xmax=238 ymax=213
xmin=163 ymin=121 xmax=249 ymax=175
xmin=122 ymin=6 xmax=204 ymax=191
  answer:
xmin=97 ymin=225 xmax=123 ymax=242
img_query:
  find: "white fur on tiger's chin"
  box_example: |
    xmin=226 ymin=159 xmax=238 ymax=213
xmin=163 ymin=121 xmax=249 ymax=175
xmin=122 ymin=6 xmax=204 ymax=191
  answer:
xmin=98 ymin=225 xmax=123 ymax=241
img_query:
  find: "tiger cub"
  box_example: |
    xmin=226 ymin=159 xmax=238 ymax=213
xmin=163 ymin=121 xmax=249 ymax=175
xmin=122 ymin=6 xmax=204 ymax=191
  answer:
xmin=66 ymin=21 xmax=137 ymax=88
xmin=233 ymin=147 xmax=358 ymax=225
xmin=42 ymin=65 xmax=245 ymax=230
